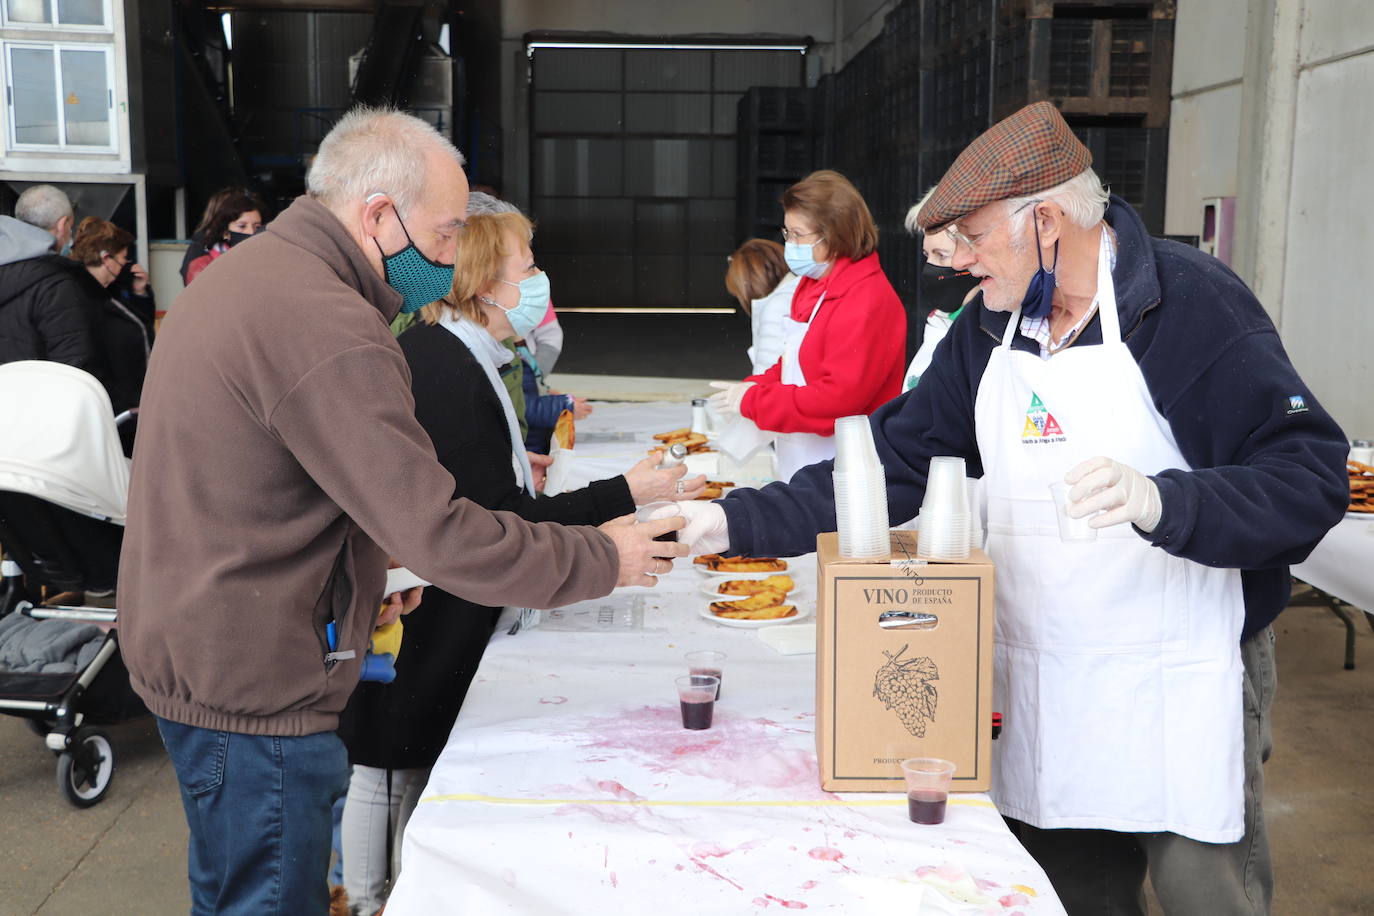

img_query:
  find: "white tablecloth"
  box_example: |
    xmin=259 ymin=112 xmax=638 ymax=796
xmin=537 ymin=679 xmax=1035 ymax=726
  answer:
xmin=385 ymin=403 xmax=1065 ymax=915
xmin=1292 ymin=515 xmax=1374 ymax=611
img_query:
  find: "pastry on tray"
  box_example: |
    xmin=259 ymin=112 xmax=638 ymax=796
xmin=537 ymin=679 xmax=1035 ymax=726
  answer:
xmin=708 ymin=590 xmax=789 ymax=614
xmin=703 ymin=556 xmax=787 ymax=573
xmin=717 ymin=575 xmax=794 ymax=596
xmin=712 ymin=603 xmax=798 ymax=621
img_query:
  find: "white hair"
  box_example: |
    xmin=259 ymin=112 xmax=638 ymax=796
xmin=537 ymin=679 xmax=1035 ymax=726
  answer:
xmin=1006 ymin=167 xmax=1109 ymax=237
xmin=903 ymin=185 xmax=940 ymax=235
xmin=306 ymin=106 xmax=465 ymax=218
xmin=15 ymin=184 xmax=72 ymax=231
xmin=466 ymin=191 xmax=520 ymax=217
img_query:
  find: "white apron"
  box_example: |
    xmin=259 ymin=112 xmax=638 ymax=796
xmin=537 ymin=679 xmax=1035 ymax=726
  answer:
xmin=973 ymin=231 xmax=1247 ymax=842
xmin=775 ymin=292 xmax=837 ymax=481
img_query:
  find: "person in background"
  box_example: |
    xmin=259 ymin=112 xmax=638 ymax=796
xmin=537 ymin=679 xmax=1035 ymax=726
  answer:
xmin=901 ymin=188 xmax=982 ymax=391
xmin=0 ymin=186 xmax=93 ymax=371
xmin=520 ymin=338 xmax=592 ymax=454
xmin=725 ymin=238 xmax=798 ymax=375
xmin=69 ymin=217 xmax=153 ymax=455
xmin=336 ymin=209 xmax=704 ymax=915
xmin=679 ymin=102 xmax=1348 ymax=916
xmin=525 ymin=299 xmax=564 ymax=379
xmin=181 ymin=187 xmax=268 ymax=285
xmin=708 ymin=170 xmax=906 ymax=481
xmin=118 ymin=107 xmax=685 ymax=913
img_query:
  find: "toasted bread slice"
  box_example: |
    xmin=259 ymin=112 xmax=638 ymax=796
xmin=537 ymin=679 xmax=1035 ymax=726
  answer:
xmin=714 ymin=604 xmax=798 ymax=621
xmin=718 ymin=575 xmax=794 ymax=596
xmin=693 ymin=553 xmax=722 ymax=566
xmin=654 ymin=428 xmax=692 ymax=442
xmin=709 ymin=590 xmax=788 ymax=615
xmin=706 ymin=556 xmax=787 ymax=573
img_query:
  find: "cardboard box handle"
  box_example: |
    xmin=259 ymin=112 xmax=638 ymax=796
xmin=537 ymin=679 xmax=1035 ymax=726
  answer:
xmin=877 ymin=610 xmax=939 ymax=630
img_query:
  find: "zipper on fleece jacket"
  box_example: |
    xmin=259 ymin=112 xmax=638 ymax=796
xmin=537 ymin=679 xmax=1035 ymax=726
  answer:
xmin=316 ymin=545 xmax=356 ymax=671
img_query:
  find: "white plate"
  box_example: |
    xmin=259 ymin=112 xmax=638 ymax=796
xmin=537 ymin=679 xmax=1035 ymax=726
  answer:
xmin=693 ymin=559 xmax=790 ymax=579
xmin=1346 ymin=510 xmax=1374 ymax=521
xmin=698 ymin=601 xmax=812 ymax=629
xmin=698 ymin=577 xmax=804 ymax=601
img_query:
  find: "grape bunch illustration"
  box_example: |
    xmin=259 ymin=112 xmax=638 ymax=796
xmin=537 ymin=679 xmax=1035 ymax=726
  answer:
xmin=873 ymin=644 xmax=940 ymax=737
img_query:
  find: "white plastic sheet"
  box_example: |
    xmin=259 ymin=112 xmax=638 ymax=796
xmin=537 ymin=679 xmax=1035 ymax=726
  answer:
xmin=387 ymin=404 xmax=1065 ymax=915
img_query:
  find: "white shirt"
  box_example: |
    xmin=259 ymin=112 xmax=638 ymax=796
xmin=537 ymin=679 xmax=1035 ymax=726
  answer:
xmin=747 ymin=273 xmax=799 ymax=375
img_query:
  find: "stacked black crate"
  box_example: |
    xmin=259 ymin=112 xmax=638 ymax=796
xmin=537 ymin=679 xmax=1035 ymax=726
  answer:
xmin=878 ymin=0 xmax=923 ymax=313
xmin=736 ymin=86 xmax=815 ymax=245
xmin=998 ymin=0 xmax=1174 ymax=233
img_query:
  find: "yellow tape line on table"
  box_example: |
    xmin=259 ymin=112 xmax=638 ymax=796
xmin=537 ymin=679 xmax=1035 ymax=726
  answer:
xmin=420 ymin=793 xmax=997 ymax=810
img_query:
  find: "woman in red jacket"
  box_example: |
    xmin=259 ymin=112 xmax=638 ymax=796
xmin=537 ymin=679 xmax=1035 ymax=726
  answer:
xmin=710 ymin=170 xmax=906 ymax=481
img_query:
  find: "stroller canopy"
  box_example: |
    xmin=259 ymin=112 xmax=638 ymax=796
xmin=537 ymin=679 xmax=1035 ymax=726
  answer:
xmin=0 ymin=361 xmax=129 ymax=525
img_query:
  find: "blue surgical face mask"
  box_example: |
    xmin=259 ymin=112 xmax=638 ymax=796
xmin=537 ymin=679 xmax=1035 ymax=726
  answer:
xmin=60 ymin=239 xmax=73 ymax=257
xmin=1018 ymin=215 xmax=1059 ymax=320
xmin=374 ymin=216 xmax=455 ymax=314
xmin=495 ymin=271 xmax=551 ymax=337
xmin=784 ymin=241 xmax=828 ymax=279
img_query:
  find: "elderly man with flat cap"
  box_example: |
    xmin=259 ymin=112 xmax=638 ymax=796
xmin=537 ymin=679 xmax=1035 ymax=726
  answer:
xmin=679 ymin=101 xmax=1347 ymax=914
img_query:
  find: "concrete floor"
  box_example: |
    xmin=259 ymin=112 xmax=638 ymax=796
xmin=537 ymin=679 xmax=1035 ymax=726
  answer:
xmin=0 ymin=596 xmax=1369 ymax=915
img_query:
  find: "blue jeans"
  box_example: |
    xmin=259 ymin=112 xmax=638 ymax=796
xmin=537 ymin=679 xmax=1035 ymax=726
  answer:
xmin=156 ymin=717 xmax=349 ymax=915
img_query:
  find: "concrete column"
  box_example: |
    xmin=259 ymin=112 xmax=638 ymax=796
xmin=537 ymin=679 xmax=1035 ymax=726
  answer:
xmin=1232 ymin=0 xmax=1304 ymax=328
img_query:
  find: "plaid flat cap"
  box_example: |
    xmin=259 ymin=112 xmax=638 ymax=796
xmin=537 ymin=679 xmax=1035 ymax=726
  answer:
xmin=916 ymin=101 xmax=1091 ymax=231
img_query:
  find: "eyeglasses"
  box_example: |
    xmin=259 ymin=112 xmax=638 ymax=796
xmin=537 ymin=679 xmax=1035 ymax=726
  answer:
xmin=780 ymin=226 xmax=824 ymax=243
xmin=944 ymin=199 xmax=1041 ymax=252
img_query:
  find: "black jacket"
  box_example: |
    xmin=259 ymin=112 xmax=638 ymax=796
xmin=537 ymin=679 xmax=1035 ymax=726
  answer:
xmin=722 ymin=195 xmax=1349 ymax=642
xmin=70 ymin=267 xmax=151 ymax=454
xmin=338 ymin=321 xmax=635 ymax=769
xmin=0 ymin=246 xmax=95 ymax=371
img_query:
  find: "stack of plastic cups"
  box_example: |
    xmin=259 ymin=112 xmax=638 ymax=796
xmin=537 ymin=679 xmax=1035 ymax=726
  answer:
xmin=833 ymin=416 xmax=890 ymax=559
xmin=966 ymin=477 xmax=985 ymax=552
xmin=917 ymin=457 xmax=971 ymax=560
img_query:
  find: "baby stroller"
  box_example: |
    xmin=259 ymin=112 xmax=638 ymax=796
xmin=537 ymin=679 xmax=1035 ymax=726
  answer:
xmin=0 ymin=361 xmax=146 ymax=807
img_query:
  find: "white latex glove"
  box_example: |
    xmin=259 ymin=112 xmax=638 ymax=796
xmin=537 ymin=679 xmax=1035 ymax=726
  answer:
xmin=677 ymin=500 xmax=731 ymax=556
xmin=707 ymin=380 xmax=754 ymax=417
xmin=1064 ymin=456 xmax=1163 ymax=533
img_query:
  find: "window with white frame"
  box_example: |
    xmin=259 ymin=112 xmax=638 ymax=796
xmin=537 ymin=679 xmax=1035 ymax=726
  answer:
xmin=2 ymin=0 xmax=109 ymax=30
xmin=4 ymin=41 xmax=115 ymax=151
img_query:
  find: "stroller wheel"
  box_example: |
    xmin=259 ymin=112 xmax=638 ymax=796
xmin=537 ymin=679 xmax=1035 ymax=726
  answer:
xmin=56 ymin=727 xmax=115 ymax=808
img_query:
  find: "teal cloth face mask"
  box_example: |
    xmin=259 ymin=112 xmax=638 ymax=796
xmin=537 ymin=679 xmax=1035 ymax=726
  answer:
xmin=497 ymin=271 xmax=551 ymax=337
xmin=374 ymin=217 xmax=455 ymax=314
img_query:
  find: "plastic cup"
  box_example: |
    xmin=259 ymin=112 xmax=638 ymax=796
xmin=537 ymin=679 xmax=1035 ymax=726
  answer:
xmin=918 ymin=510 xmax=970 ymax=560
xmin=684 ymin=650 xmax=727 ymax=699
xmin=636 ymin=501 xmax=682 ymax=558
xmin=676 ymin=674 xmax=719 ymax=730
xmin=834 ymin=415 xmax=880 ymax=473
xmin=922 ymin=457 xmax=969 ymax=515
xmin=900 ymin=757 xmax=956 ymax=824
xmin=1048 ymin=481 xmax=1097 ymax=543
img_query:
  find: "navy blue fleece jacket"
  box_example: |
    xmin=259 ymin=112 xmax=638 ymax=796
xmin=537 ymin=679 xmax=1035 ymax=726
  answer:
xmin=721 ymin=196 xmax=1349 ymax=642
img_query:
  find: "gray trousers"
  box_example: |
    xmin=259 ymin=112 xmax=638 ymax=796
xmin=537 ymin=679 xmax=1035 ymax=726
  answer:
xmin=1006 ymin=627 xmax=1277 ymax=916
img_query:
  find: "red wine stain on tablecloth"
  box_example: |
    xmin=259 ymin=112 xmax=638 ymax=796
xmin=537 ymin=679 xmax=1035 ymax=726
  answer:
xmin=573 ymin=705 xmax=834 ymax=797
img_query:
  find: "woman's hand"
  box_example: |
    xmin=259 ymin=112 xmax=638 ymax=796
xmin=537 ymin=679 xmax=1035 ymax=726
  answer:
xmin=527 ymin=451 xmax=553 ymax=492
xmin=624 ymin=451 xmax=707 ymax=504
xmin=129 ymin=262 xmax=150 ymax=296
xmin=708 ymin=381 xmax=754 ymax=417
xmin=570 ymin=395 xmax=593 ymax=420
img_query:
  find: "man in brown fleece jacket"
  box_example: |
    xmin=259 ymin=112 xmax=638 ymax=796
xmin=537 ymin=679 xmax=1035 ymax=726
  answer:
xmin=116 ymin=108 xmax=684 ymax=914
